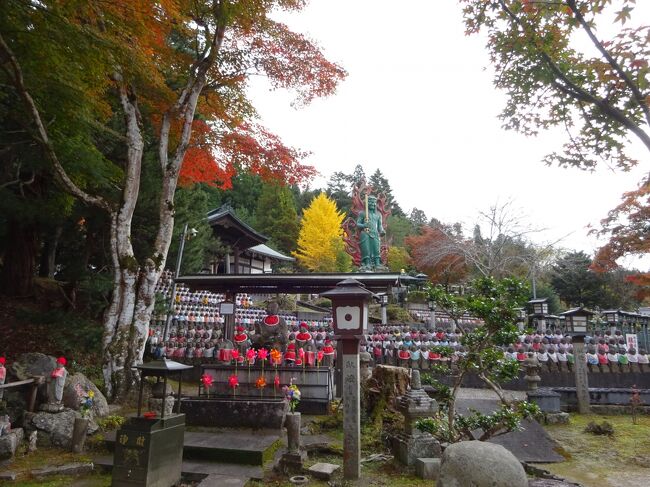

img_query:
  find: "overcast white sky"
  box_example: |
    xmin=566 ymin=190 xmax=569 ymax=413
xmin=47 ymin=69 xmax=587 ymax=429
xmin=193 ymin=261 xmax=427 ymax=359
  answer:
xmin=248 ymin=0 xmax=649 ymax=269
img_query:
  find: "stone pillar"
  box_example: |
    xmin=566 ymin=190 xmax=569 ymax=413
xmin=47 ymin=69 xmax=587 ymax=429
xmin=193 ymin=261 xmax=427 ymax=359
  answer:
xmin=381 ymin=305 xmax=387 ymax=325
xmin=391 ymin=370 xmax=441 ymax=465
xmin=334 ymin=340 xmax=343 ymax=399
xmin=429 ymin=309 xmax=436 ymax=330
xmin=573 ymin=339 xmax=590 ymax=414
xmin=342 ymin=340 xmax=360 ymax=480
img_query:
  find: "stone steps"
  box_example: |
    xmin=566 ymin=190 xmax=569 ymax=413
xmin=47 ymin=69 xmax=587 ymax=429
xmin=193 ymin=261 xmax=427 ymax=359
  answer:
xmin=94 ymin=455 xmax=258 ymax=485
xmin=104 ymin=429 xmax=281 ymax=466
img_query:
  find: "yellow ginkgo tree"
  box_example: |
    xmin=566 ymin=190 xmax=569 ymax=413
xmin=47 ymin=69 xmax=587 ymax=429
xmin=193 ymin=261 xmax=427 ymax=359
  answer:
xmin=294 ymin=193 xmax=350 ymax=272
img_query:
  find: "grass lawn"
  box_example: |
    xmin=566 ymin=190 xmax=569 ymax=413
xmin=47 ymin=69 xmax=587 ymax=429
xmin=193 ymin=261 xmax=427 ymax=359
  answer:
xmin=540 ymin=413 xmax=650 ymax=487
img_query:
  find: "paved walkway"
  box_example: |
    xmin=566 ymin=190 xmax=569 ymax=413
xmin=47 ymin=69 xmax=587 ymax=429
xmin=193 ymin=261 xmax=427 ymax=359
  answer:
xmin=456 ymin=387 xmax=527 ymax=401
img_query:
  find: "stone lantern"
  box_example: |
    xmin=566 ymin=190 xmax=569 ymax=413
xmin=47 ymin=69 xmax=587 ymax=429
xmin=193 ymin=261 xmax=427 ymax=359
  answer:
xmin=321 ymin=278 xmax=374 ymax=480
xmin=391 ymin=370 xmax=441 ymax=466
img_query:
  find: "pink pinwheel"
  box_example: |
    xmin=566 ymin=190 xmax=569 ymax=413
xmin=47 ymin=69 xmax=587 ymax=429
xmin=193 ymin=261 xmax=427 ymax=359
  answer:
xmin=201 ymin=373 xmax=213 ymax=388
xmin=257 ymin=348 xmax=269 ymax=361
xmin=246 ymin=348 xmax=257 ymax=363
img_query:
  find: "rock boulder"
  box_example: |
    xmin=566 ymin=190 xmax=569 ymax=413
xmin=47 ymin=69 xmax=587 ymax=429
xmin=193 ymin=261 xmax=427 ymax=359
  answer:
xmin=63 ymin=373 xmax=109 ymax=418
xmin=8 ymin=353 xmax=55 ymax=381
xmin=31 ymin=409 xmax=78 ymax=448
xmin=438 ymin=441 xmax=528 ymax=487
xmin=0 ymin=427 xmax=24 ymax=461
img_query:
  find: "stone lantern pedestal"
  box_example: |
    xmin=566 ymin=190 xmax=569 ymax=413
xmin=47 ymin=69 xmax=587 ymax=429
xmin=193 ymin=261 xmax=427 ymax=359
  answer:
xmin=390 ymin=370 xmax=441 ymax=465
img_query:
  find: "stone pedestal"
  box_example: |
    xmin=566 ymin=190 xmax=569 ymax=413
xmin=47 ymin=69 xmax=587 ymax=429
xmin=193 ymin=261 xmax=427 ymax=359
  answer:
xmin=391 ymin=370 xmax=440 ymax=466
xmin=285 ymin=412 xmax=301 ymax=452
xmin=415 ymin=457 xmax=441 ymax=480
xmin=112 ymin=414 xmax=185 ymax=487
xmin=279 ymin=450 xmax=307 ymax=474
xmin=71 ymin=417 xmax=89 ymax=453
xmin=527 ymin=388 xmax=561 ymax=413
xmin=392 ymin=434 xmax=442 ymax=466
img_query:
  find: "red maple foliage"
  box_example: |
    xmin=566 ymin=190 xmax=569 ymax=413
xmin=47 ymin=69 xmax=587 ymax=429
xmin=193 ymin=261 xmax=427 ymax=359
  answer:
xmin=179 ymin=120 xmax=315 ymax=189
xmin=593 ymin=179 xmax=650 ymax=300
xmin=405 ymin=226 xmax=468 ymax=288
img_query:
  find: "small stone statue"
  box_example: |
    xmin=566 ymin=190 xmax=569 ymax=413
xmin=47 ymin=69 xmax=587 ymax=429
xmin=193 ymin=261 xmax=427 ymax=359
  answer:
xmin=255 ymin=301 xmax=288 ymax=348
xmin=46 ymin=357 xmax=68 ymax=410
xmin=523 ymin=352 xmax=541 ymax=391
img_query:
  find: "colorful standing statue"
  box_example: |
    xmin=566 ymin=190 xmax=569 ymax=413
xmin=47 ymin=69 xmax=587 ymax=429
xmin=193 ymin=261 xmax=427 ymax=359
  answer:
xmin=46 ymin=357 xmax=68 ymax=410
xmin=342 ymin=181 xmax=390 ymax=272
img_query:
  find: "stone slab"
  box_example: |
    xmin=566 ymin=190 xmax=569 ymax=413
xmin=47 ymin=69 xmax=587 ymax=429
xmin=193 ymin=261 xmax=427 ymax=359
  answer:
xmin=196 ymin=473 xmax=247 ymax=487
xmin=94 ymin=455 xmax=263 ymax=481
xmin=31 ymin=462 xmax=94 ymax=478
xmin=528 ymin=480 xmax=580 ymax=487
xmin=489 ymin=420 xmax=565 ymax=463
xmin=415 ymin=457 xmax=440 ymax=480
xmin=0 ymin=471 xmax=17 ymax=481
xmin=105 ymin=429 xmax=280 ymax=466
xmin=456 ymin=398 xmax=565 ymax=463
xmin=308 ymin=462 xmax=340 ymax=480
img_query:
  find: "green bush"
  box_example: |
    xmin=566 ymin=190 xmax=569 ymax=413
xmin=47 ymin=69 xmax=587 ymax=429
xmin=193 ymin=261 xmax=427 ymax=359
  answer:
xmin=96 ymin=415 xmax=126 ymax=431
xmin=386 ymin=305 xmax=412 ymax=323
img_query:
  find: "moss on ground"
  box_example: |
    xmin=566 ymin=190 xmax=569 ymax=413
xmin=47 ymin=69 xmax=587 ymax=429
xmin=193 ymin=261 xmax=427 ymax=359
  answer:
xmin=540 ymin=413 xmax=650 ymax=487
xmin=0 ymin=447 xmax=111 ymax=486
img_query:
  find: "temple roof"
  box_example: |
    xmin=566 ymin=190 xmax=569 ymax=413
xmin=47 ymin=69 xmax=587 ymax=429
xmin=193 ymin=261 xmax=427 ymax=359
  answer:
xmin=207 ymin=204 xmax=268 ymax=249
xmin=176 ymin=272 xmax=402 ymax=294
xmin=247 ymin=243 xmax=295 ymax=262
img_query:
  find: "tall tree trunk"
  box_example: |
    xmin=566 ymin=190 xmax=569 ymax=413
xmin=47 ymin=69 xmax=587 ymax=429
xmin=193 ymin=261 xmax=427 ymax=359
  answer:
xmin=0 ymin=220 xmax=37 ymax=296
xmin=39 ymin=225 xmax=62 ymax=278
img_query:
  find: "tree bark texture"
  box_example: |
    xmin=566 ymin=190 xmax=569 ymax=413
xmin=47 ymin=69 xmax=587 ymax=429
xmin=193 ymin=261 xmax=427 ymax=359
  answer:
xmin=39 ymin=225 xmax=62 ymax=278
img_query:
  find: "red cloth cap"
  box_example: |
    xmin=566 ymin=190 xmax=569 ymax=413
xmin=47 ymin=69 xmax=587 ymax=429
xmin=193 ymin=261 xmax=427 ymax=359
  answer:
xmin=236 ymin=326 xmax=244 ymax=332
xmin=300 ymin=322 xmax=308 ymax=329
xmin=57 ymin=357 xmax=67 ymax=365
xmin=0 ymin=357 xmax=5 ymax=365
xmin=287 ymin=343 xmax=296 ymax=350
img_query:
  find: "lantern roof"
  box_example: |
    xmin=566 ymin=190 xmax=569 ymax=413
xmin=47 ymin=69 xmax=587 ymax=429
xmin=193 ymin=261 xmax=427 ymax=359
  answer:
xmin=136 ymin=358 xmax=193 ymax=376
xmin=321 ymin=278 xmax=375 ymax=300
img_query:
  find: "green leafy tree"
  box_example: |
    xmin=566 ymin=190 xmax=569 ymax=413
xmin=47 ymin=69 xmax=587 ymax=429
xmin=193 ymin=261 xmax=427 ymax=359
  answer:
xmin=419 ymin=277 xmax=540 ymax=442
xmin=461 ymin=0 xmax=650 ymax=266
xmin=294 ymin=193 xmax=346 ymax=272
xmin=0 ymin=0 xmax=345 ymax=400
xmin=255 ymin=182 xmax=300 ymax=254
xmin=387 ymin=246 xmax=411 ymax=273
xmin=408 ymin=208 xmax=428 ymax=230
xmin=385 ymin=214 xmax=413 ymax=247
xmin=326 ymin=171 xmax=352 ymax=214
xmin=550 ymin=251 xmax=607 ymax=307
